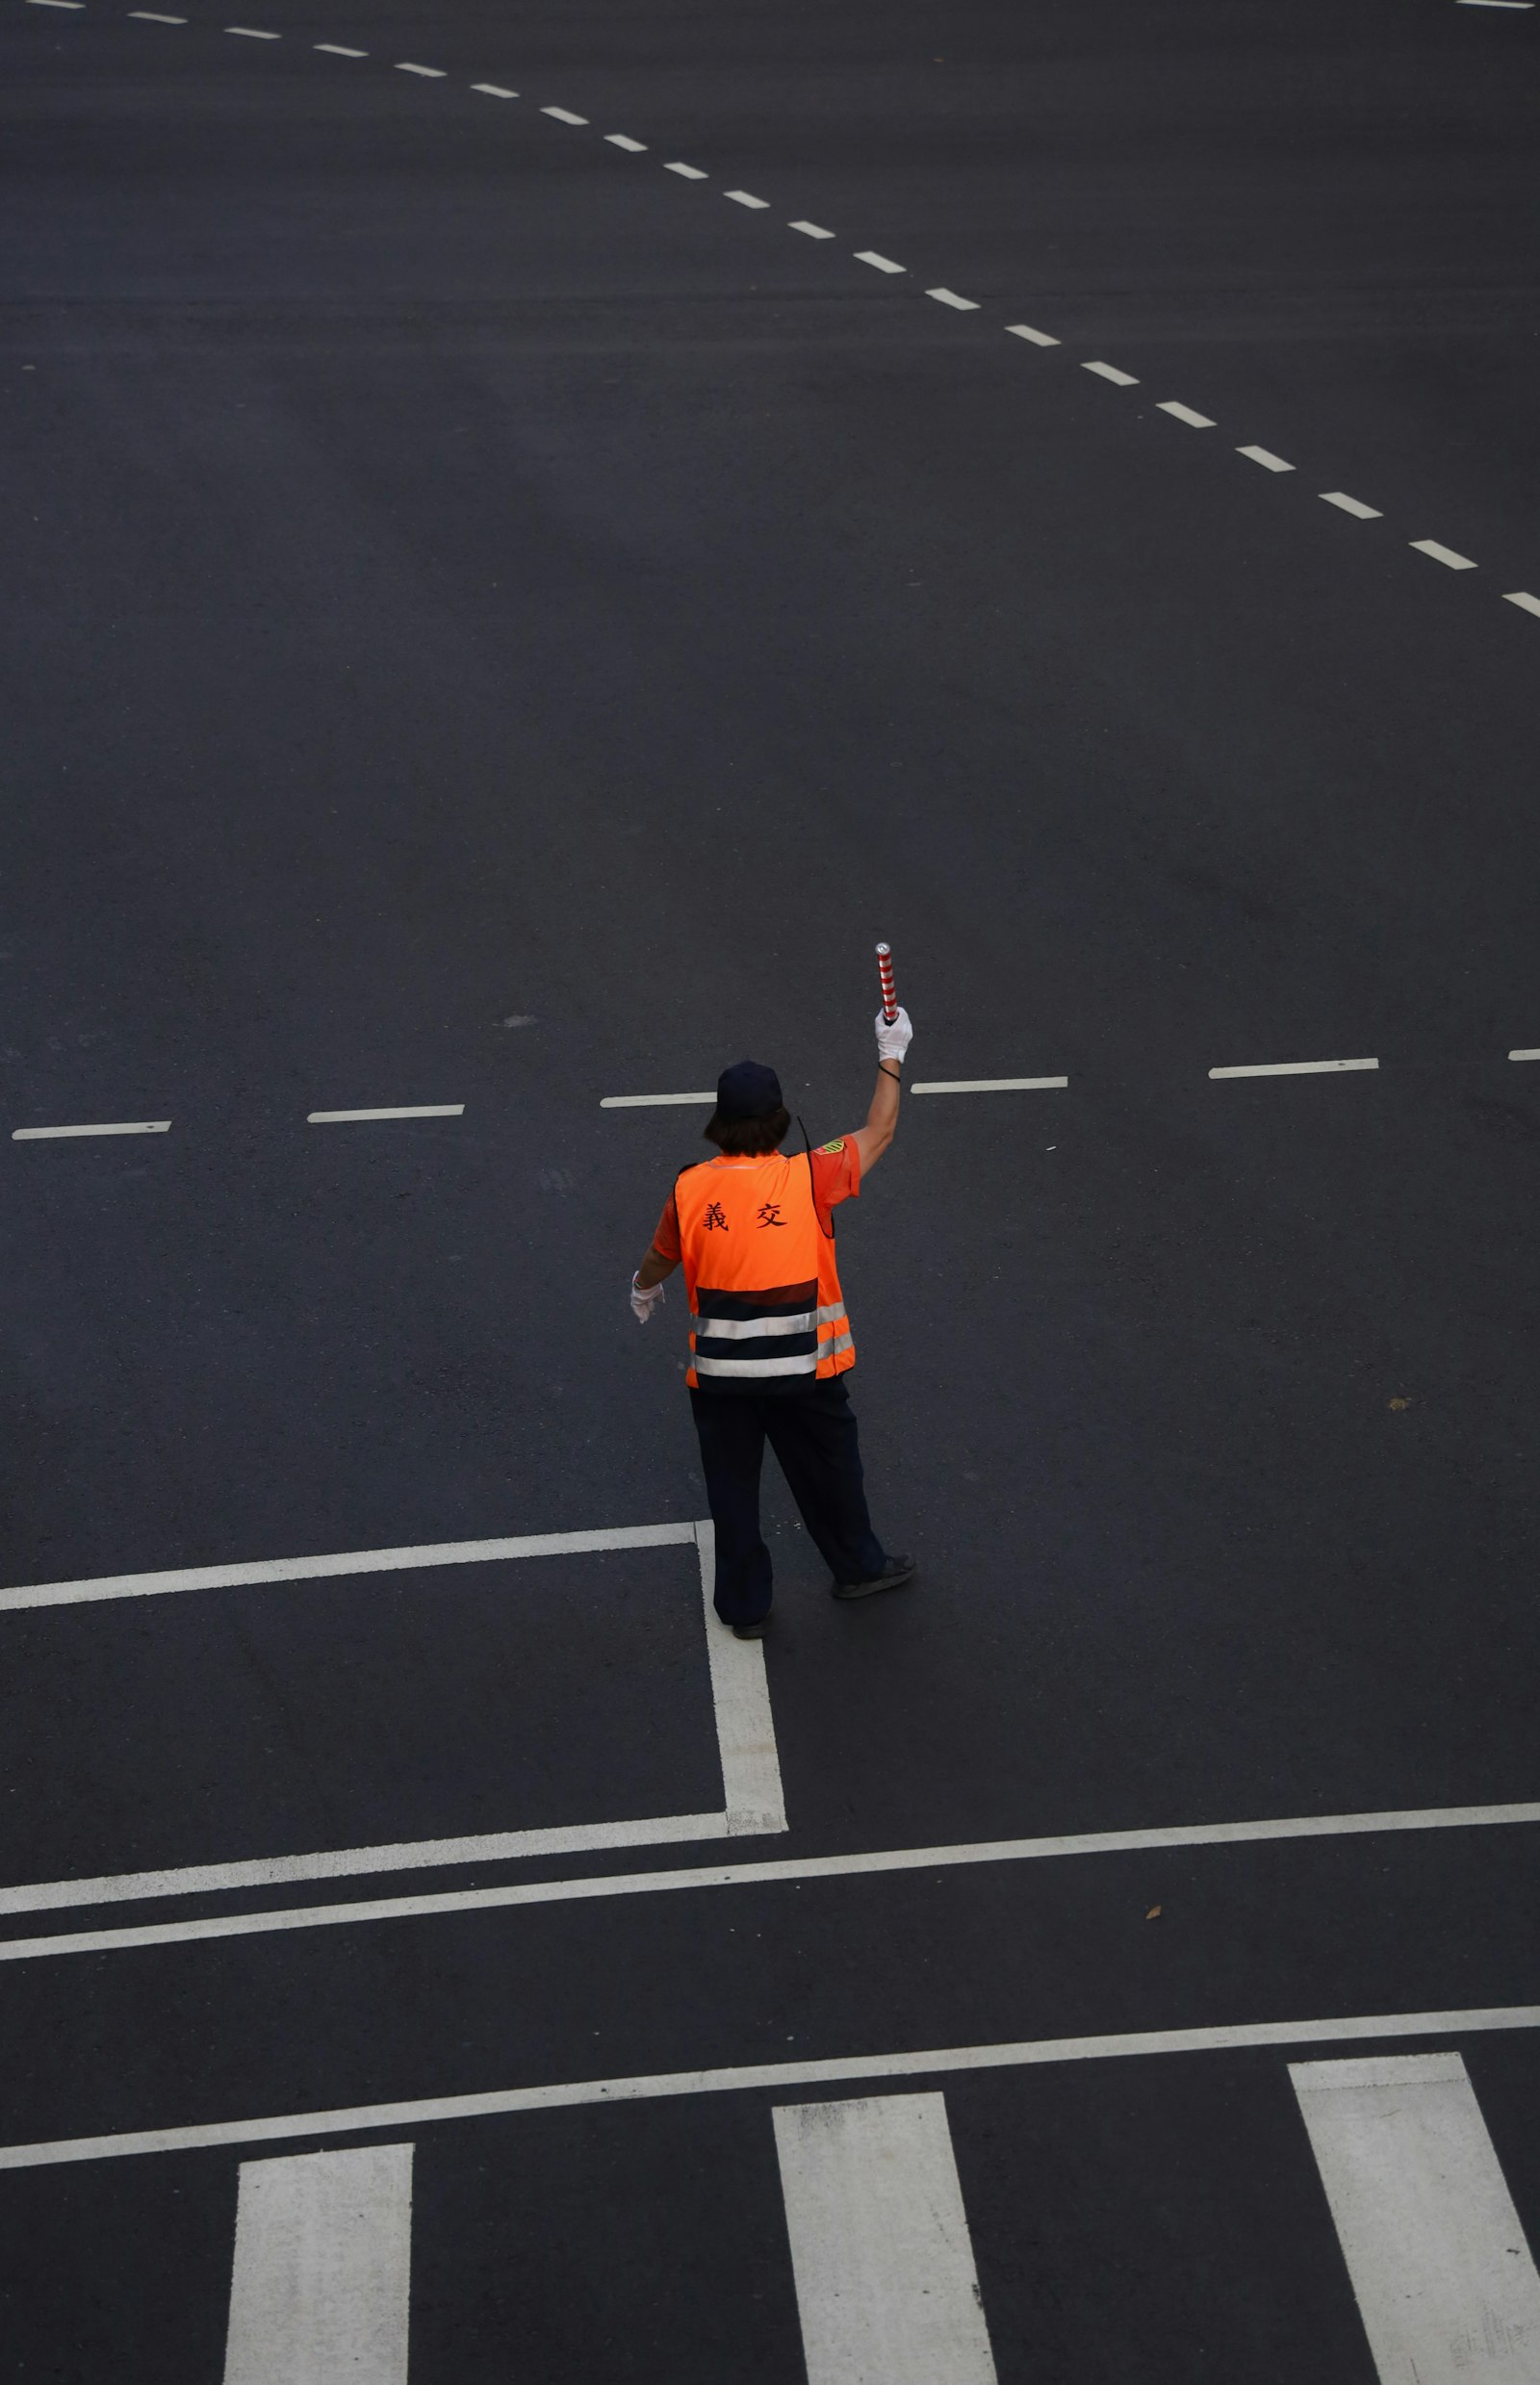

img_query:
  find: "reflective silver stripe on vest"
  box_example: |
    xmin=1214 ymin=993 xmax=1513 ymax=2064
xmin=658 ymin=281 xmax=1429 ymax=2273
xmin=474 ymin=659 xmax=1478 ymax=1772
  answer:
xmin=818 ymin=1330 xmax=855 ymax=1361
xmin=693 ymin=1349 xmax=820 ymax=1378
xmin=692 ymin=1310 xmax=815 ymax=1341
xmin=815 ymin=1302 xmax=845 ymax=1325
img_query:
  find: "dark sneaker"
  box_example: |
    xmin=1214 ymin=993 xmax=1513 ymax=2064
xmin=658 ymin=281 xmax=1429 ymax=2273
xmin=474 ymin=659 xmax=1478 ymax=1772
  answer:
xmin=732 ymin=1617 xmax=769 ymax=1639
xmin=832 ymin=1553 xmax=916 ymax=1601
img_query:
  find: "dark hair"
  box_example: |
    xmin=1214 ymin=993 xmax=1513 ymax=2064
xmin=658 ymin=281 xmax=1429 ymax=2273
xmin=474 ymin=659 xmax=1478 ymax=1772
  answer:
xmin=705 ymin=1105 xmax=790 ymax=1157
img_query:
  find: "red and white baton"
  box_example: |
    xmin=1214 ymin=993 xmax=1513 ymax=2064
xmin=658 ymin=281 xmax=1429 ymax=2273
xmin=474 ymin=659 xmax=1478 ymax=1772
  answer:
xmin=875 ymin=941 xmax=899 ymax=1024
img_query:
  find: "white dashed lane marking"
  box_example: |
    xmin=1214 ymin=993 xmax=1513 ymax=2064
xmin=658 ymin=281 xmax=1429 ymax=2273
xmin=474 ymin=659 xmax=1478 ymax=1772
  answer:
xmin=22 ymin=0 xmax=1537 ymax=627
xmin=1508 ymin=1047 xmax=1540 ymax=1062
xmin=1321 ymin=491 xmax=1383 ymax=520
xmin=600 ymin=1091 xmax=714 ymax=1109
xmin=13 ymin=1120 xmax=171 ymax=1141
xmin=911 ymin=1077 xmax=1068 ymax=1095
xmin=1208 ymin=1058 xmax=1379 ymax=1080
xmin=1411 ymin=538 xmax=1476 ymax=571
xmin=306 ymin=1105 xmax=465 ymax=1124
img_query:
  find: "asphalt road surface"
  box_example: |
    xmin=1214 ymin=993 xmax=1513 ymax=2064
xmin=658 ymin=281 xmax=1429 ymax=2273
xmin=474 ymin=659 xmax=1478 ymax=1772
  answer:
xmin=4 ymin=0 xmax=1539 ymax=2374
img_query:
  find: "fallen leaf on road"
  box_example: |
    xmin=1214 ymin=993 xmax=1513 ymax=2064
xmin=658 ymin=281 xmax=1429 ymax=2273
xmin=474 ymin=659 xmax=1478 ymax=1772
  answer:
xmin=1145 ymin=1905 xmax=1163 ymax=1920
xmin=1389 ymin=1397 xmax=1413 ymax=1411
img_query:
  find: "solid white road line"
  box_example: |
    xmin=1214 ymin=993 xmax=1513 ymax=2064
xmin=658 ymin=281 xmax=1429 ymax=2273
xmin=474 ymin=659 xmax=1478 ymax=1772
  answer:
xmin=927 ymin=287 xmax=979 ymax=310
xmin=0 ymin=1814 xmax=734 ymax=1928
xmin=911 ymin=1076 xmax=1067 ymax=1095
xmin=1238 ymin=445 xmax=1294 ymax=472
xmin=855 ymin=250 xmax=905 ymax=273
xmin=605 ymin=133 xmax=646 ymax=149
xmin=317 ymin=42 xmax=367 ymax=55
xmin=1158 ymin=400 xmax=1216 ymax=427
xmin=1291 ymin=2054 xmax=1540 ymax=2385
xmin=1209 ymin=1057 xmax=1378 ymax=1080
xmin=0 ymin=1519 xmax=699 ymax=1614
xmin=663 ymin=160 xmax=706 ymax=179
xmin=4 ymin=1797 xmax=1533 ymax=1962
xmin=774 ymin=2095 xmax=998 ymax=2385
xmin=696 ymin=1523 xmax=785 ymax=1836
xmin=1410 ymin=538 xmax=1477 ymax=570
xmin=395 ymin=62 xmax=444 ymax=76
xmin=1504 ymin=591 xmax=1540 ymax=617
xmin=789 ymin=219 xmax=835 ymax=239
xmin=1509 ymin=1048 xmax=1540 ymax=1062
xmin=1321 ymin=491 xmax=1382 ymax=520
xmin=1006 ymin=322 xmax=1060 ymax=346
xmin=12 ymin=1119 xmax=170 ymax=1141
xmin=4 ymin=2007 xmax=1537 ymax=2172
xmin=725 ymin=189 xmax=769 ymax=208
xmin=223 ymin=2145 xmax=412 ymax=2385
xmin=305 ymin=1104 xmax=463 ymax=1123
xmin=600 ymin=1090 xmax=714 ymax=1108
xmin=0 ymin=1519 xmax=783 ymax=1919
xmin=541 ymin=105 xmax=588 ymax=123
xmin=1082 ymin=361 xmax=1139 ymax=386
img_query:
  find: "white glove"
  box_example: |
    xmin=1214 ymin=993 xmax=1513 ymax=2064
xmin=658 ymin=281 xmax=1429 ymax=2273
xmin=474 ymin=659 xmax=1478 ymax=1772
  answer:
xmin=630 ymin=1273 xmax=665 ymax=1324
xmin=876 ymin=1004 xmax=913 ymax=1063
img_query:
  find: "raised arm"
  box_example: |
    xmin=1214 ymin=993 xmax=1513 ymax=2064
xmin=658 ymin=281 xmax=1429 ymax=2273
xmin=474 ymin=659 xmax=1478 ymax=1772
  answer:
xmin=850 ymin=1006 xmax=912 ymax=1177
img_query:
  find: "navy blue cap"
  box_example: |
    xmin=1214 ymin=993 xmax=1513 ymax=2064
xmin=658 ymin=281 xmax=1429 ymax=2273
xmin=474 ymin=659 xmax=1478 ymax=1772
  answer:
xmin=713 ymin=1060 xmax=783 ymax=1123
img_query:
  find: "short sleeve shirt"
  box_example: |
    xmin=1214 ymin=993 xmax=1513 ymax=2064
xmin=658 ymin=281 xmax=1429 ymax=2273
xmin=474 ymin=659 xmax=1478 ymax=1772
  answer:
xmin=652 ymin=1138 xmax=860 ymax=1263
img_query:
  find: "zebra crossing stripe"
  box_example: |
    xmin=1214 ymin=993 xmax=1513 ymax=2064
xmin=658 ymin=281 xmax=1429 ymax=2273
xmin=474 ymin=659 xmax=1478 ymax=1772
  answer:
xmin=223 ymin=2143 xmax=413 ymax=2385
xmin=774 ymin=2093 xmax=997 ymax=2383
xmin=1291 ymin=2053 xmax=1540 ymax=2385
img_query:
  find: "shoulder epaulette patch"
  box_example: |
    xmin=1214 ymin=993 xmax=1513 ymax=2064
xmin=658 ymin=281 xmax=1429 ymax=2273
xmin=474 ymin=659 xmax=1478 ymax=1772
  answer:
xmin=817 ymin=1138 xmax=845 ymax=1154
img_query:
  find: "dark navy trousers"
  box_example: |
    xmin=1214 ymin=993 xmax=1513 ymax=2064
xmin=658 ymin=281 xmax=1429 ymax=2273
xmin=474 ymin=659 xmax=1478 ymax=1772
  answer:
xmin=689 ymin=1377 xmax=888 ymax=1625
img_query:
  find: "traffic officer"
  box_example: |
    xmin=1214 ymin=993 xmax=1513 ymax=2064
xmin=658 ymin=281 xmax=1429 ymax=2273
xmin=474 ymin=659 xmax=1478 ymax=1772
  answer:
xmin=629 ymin=1005 xmax=916 ymax=1637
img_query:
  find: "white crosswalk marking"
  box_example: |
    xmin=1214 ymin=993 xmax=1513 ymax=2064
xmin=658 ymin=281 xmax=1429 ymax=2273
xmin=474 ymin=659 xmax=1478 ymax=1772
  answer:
xmin=1291 ymin=2053 xmax=1540 ymax=2385
xmin=772 ymin=2091 xmax=997 ymax=2384
xmin=222 ymin=2143 xmax=413 ymax=2384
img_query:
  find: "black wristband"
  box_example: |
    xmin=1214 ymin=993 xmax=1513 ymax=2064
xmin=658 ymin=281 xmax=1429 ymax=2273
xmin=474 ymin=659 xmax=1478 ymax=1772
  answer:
xmin=879 ymin=1061 xmax=902 ymax=1082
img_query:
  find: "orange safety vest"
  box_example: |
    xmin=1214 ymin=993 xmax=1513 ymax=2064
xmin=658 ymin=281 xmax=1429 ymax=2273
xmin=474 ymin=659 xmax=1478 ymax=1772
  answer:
xmin=675 ymin=1150 xmax=854 ymax=1392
